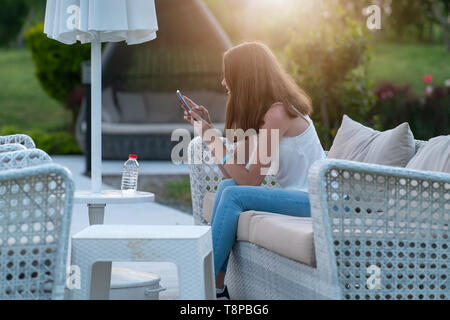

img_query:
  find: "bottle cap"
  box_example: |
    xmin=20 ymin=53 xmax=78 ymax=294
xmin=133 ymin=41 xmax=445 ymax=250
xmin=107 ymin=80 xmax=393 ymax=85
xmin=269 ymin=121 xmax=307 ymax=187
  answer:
xmin=129 ymin=154 xmax=137 ymax=159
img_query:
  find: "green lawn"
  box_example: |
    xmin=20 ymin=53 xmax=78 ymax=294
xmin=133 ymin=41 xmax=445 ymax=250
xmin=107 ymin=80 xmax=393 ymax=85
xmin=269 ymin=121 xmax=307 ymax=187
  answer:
xmin=369 ymin=42 xmax=450 ymax=94
xmin=0 ymin=48 xmax=71 ymax=131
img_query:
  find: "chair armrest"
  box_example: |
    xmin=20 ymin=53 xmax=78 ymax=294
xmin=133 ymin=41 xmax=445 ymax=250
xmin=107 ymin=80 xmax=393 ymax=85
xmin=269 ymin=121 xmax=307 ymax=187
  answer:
xmin=0 ymin=134 xmax=36 ymax=149
xmin=0 ymin=144 xmax=27 ymax=153
xmin=308 ymin=159 xmax=450 ymax=300
xmin=0 ymin=149 xmax=52 ymax=171
xmin=188 ymin=136 xmax=227 ymax=225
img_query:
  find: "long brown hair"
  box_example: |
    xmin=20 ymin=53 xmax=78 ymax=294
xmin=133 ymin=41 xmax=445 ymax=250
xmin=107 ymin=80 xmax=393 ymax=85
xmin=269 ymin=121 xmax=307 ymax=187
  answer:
xmin=223 ymin=42 xmax=312 ymax=132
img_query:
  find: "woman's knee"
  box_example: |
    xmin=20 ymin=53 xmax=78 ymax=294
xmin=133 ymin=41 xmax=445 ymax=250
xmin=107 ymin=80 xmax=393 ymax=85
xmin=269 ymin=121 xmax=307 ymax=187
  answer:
xmin=216 ymin=179 xmax=237 ymax=194
xmin=211 ymin=180 xmax=239 ymax=223
xmin=219 ymin=179 xmax=237 ymax=188
xmin=220 ymin=186 xmax=243 ymax=207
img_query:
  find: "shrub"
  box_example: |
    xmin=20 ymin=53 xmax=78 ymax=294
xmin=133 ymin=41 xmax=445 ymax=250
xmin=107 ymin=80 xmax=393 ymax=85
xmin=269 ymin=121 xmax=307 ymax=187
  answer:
xmin=0 ymin=125 xmax=81 ymax=155
xmin=285 ymin=2 xmax=375 ymax=148
xmin=0 ymin=0 xmax=28 ymax=46
xmin=370 ymin=82 xmax=450 ymax=140
xmin=25 ymin=23 xmax=90 ymax=128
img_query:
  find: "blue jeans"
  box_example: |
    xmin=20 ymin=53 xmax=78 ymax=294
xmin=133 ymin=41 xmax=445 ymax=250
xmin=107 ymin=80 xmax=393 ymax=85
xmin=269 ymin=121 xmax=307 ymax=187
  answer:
xmin=211 ymin=179 xmax=311 ymax=278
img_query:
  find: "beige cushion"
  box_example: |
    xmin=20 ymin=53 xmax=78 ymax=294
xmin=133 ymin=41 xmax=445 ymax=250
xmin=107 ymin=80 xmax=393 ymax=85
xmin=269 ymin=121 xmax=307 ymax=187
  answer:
xmin=328 ymin=115 xmax=415 ymax=167
xmin=202 ymin=195 xmax=316 ymax=266
xmin=237 ymin=211 xmax=316 ymax=267
xmin=202 ymin=192 xmax=216 ymax=224
xmin=406 ymin=135 xmax=450 ymax=173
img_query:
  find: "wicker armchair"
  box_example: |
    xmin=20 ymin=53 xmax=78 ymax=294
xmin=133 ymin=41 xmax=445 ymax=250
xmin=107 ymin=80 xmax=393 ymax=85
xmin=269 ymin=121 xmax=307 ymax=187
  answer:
xmin=0 ymin=149 xmax=52 ymax=171
xmin=0 ymin=134 xmax=36 ymax=149
xmin=0 ymin=144 xmax=27 ymax=154
xmin=188 ymin=137 xmax=450 ymax=300
xmin=0 ymin=164 xmax=75 ymax=299
xmin=306 ymin=158 xmax=449 ymax=300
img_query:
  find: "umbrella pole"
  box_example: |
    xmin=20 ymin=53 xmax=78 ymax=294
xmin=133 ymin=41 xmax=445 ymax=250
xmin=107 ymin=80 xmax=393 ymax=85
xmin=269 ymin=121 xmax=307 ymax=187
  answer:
xmin=91 ymin=35 xmax=102 ymax=193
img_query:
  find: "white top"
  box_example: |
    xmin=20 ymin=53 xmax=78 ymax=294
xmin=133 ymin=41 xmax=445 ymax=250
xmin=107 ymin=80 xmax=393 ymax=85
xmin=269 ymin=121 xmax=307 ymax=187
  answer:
xmin=249 ymin=104 xmax=326 ymax=192
xmin=73 ymin=225 xmax=211 ymax=240
xmin=73 ymin=190 xmax=155 ymax=205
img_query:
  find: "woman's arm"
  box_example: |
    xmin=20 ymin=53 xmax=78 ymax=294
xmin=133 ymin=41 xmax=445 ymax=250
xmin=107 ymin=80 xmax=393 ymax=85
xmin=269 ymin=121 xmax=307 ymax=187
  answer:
xmin=213 ymin=136 xmax=250 ymax=180
xmin=191 ymin=106 xmax=287 ymax=186
xmin=182 ymin=97 xmax=288 ymax=185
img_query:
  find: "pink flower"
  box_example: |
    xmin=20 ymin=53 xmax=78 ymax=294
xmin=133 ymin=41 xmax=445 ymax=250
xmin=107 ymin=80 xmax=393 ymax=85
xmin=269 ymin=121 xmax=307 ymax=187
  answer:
xmin=423 ymin=74 xmax=433 ymax=84
xmin=385 ymin=90 xmax=394 ymax=99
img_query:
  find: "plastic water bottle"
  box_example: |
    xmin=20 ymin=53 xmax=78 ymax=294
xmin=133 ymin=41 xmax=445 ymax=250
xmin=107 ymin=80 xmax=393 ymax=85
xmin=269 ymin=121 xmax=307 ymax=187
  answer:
xmin=121 ymin=154 xmax=139 ymax=194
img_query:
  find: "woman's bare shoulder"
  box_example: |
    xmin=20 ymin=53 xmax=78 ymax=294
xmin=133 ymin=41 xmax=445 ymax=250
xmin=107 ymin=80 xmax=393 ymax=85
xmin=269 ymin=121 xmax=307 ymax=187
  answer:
xmin=264 ymin=103 xmax=290 ymax=123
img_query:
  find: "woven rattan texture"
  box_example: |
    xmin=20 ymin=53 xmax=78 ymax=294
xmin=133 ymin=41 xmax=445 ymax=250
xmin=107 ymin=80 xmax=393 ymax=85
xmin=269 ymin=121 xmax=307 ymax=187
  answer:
xmin=317 ymin=159 xmax=449 ymax=300
xmin=188 ymin=136 xmax=279 ymax=225
xmin=0 ymin=135 xmax=36 ymax=149
xmin=0 ymin=165 xmax=74 ymax=299
xmin=0 ymin=144 xmax=27 ymax=154
xmin=0 ymin=149 xmax=52 ymax=171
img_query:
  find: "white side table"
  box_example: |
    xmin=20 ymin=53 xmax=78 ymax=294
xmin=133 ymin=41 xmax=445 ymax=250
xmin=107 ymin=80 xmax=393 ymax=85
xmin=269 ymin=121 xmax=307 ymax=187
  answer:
xmin=70 ymin=225 xmax=215 ymax=300
xmin=72 ymin=190 xmax=155 ymax=299
xmin=74 ymin=190 xmax=155 ymax=225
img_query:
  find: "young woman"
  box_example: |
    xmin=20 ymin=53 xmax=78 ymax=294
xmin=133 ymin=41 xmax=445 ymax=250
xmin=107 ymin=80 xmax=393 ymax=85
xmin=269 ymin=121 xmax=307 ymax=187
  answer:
xmin=182 ymin=42 xmax=325 ymax=299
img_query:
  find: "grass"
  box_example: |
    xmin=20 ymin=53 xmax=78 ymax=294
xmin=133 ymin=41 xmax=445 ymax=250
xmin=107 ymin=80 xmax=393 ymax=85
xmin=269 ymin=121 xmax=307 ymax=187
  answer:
xmin=369 ymin=42 xmax=450 ymax=94
xmin=0 ymin=48 xmax=71 ymax=132
xmin=103 ymin=175 xmax=192 ymax=214
xmin=165 ymin=178 xmax=192 ymax=204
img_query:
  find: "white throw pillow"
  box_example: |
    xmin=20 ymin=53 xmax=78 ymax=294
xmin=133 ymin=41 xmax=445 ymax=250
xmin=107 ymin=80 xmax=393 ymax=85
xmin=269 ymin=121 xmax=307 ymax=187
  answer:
xmin=328 ymin=115 xmax=415 ymax=167
xmin=102 ymin=87 xmax=120 ymax=123
xmin=406 ymin=135 xmax=450 ymax=173
xmin=116 ymin=91 xmax=148 ymax=123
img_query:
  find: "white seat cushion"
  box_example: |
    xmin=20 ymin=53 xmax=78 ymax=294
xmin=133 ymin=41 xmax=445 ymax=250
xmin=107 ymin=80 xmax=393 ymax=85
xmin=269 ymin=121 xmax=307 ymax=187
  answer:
xmin=237 ymin=211 xmax=316 ymax=267
xmin=202 ymin=192 xmax=216 ymax=223
xmin=202 ymin=193 xmax=316 ymax=266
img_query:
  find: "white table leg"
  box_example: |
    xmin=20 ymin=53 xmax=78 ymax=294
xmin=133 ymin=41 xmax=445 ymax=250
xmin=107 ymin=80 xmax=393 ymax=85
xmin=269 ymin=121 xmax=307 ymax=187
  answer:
xmin=86 ymin=203 xmax=111 ymax=300
xmin=90 ymin=261 xmax=112 ymax=300
xmin=88 ymin=203 xmax=106 ymax=225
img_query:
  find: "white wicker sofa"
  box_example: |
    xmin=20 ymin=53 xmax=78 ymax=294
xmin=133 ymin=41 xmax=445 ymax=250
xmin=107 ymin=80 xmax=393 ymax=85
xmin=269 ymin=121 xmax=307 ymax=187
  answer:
xmin=188 ymin=128 xmax=450 ymax=300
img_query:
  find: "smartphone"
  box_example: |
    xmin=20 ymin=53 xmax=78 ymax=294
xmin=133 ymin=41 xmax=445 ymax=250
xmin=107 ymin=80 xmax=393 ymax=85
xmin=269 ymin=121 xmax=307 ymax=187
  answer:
xmin=176 ymin=90 xmax=191 ymax=112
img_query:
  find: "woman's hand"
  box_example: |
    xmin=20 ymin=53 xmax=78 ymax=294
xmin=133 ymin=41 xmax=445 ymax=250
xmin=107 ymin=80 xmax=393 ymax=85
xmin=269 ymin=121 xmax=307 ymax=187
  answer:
xmin=181 ymin=96 xmax=212 ymax=125
xmin=181 ymin=96 xmax=217 ymax=142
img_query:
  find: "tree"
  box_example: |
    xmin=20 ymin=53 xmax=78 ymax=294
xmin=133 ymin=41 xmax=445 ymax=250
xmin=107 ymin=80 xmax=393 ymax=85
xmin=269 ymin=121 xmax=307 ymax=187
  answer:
xmin=0 ymin=0 xmax=28 ymax=46
xmin=428 ymin=0 xmax=450 ymax=51
xmin=15 ymin=0 xmax=46 ymax=47
xmin=285 ymin=1 xmax=375 ymax=148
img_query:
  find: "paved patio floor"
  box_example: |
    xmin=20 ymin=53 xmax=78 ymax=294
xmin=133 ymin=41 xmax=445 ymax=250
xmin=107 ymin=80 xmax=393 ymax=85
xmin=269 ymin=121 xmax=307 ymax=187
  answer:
xmin=53 ymin=155 xmax=193 ymax=300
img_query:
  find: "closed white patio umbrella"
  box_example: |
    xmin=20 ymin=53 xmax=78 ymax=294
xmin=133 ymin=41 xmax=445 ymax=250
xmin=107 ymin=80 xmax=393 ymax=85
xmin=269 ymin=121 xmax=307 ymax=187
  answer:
xmin=44 ymin=0 xmax=158 ymax=193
